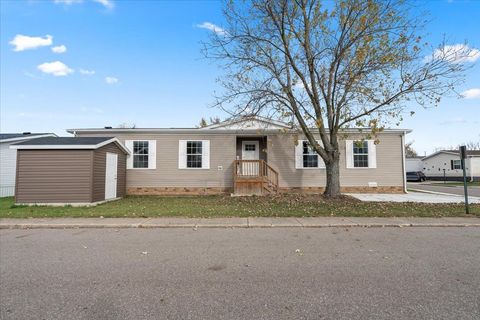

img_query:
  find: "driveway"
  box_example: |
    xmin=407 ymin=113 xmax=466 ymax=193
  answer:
xmin=348 ymin=191 xmax=480 ymax=203
xmin=1 ymin=228 xmax=480 ymax=319
xmin=408 ymin=182 xmax=480 ymax=197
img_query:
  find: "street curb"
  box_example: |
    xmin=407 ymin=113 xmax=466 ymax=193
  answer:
xmin=1 ymin=223 xmax=479 ymax=229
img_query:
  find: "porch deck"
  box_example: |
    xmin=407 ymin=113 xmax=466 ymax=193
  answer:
xmin=233 ymin=160 xmax=279 ymax=195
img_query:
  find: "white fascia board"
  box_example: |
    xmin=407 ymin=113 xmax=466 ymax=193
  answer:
xmin=66 ymin=127 xmax=411 ymax=135
xmin=0 ymin=134 xmax=57 ymax=144
xmin=10 ymin=138 xmax=131 ymax=154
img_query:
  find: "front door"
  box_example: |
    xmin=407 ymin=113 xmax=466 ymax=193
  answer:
xmin=105 ymin=152 xmax=118 ymax=200
xmin=241 ymin=141 xmax=260 ymax=176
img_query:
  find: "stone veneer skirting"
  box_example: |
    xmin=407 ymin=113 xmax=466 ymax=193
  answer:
xmin=127 ymin=187 xmax=233 ymax=196
xmin=279 ymin=186 xmax=405 ymax=194
xmin=128 ymin=186 xmax=404 ymax=195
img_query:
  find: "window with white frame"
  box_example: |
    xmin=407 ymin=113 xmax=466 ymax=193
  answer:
xmin=186 ymin=141 xmax=203 ymax=168
xmin=303 ymin=141 xmax=319 ymax=168
xmin=353 ymin=141 xmax=369 ymax=168
xmin=133 ymin=141 xmax=149 ymax=168
xmin=452 ymin=159 xmax=462 ymax=170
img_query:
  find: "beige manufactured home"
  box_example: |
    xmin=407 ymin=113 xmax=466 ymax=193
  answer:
xmin=68 ymin=117 xmax=409 ymax=195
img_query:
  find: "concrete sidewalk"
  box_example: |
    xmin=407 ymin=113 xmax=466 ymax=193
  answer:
xmin=1 ymin=216 xmax=479 ymax=229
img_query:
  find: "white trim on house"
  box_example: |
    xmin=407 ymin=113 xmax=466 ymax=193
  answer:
xmin=295 ymin=140 xmax=325 ymax=169
xmin=10 ymin=138 xmax=130 ymax=154
xmin=205 ymin=115 xmax=292 ymax=130
xmin=67 ymin=127 xmax=411 ymax=135
xmin=0 ymin=133 xmax=57 ymax=143
xmin=401 ymin=133 xmax=407 ymax=193
xmin=178 ymin=140 xmax=210 ymax=169
xmin=125 ymin=140 xmax=156 ymax=170
xmin=345 ymin=140 xmax=377 ymax=169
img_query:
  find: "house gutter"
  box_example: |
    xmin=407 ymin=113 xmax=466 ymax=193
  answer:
xmin=401 ymin=131 xmax=408 ymax=193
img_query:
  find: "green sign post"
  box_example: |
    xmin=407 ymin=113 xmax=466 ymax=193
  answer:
xmin=459 ymin=146 xmax=469 ymax=215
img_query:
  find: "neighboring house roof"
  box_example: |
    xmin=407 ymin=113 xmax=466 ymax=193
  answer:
xmin=422 ymin=149 xmax=480 ymax=160
xmin=0 ymin=133 xmax=57 ymax=143
xmin=10 ymin=137 xmax=130 ymax=154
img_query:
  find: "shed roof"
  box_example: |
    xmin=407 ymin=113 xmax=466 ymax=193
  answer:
xmin=11 ymin=137 xmax=130 ymax=154
xmin=0 ymin=133 xmax=56 ymax=143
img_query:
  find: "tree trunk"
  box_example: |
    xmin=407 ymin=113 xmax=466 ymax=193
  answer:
xmin=324 ymin=155 xmax=341 ymax=197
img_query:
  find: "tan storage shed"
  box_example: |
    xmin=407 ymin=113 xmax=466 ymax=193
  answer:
xmin=12 ymin=137 xmax=129 ymax=205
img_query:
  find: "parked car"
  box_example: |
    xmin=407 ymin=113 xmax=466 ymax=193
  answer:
xmin=406 ymin=171 xmax=426 ymax=182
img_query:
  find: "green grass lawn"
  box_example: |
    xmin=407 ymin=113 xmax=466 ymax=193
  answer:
xmin=1 ymin=195 xmax=478 ymax=218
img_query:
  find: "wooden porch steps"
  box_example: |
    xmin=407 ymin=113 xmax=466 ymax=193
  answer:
xmin=233 ymin=160 xmax=279 ymax=196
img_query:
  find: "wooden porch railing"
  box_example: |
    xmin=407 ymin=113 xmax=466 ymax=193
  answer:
xmin=233 ymin=160 xmax=279 ymax=195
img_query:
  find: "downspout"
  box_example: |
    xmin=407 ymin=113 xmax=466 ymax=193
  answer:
xmin=401 ymin=132 xmax=407 ymax=193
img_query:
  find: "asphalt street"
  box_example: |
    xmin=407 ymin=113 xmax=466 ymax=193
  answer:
xmin=408 ymin=182 xmax=480 ymax=197
xmin=1 ymin=228 xmax=479 ymax=320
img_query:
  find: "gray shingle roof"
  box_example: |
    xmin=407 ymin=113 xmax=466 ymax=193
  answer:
xmin=0 ymin=133 xmax=53 ymax=140
xmin=442 ymin=149 xmax=480 ymax=156
xmin=13 ymin=137 xmax=115 ymax=146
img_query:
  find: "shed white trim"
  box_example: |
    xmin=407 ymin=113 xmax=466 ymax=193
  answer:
xmin=10 ymin=138 xmax=130 ymax=154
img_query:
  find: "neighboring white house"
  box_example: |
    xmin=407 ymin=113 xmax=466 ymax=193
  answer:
xmin=406 ymin=156 xmax=423 ymax=172
xmin=422 ymin=150 xmax=480 ymax=181
xmin=0 ymin=133 xmax=57 ymax=197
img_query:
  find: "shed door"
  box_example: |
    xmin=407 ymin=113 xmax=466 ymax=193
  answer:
xmin=105 ymin=153 xmax=118 ymax=200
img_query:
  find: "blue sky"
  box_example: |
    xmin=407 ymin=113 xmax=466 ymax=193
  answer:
xmin=0 ymin=0 xmax=479 ymax=155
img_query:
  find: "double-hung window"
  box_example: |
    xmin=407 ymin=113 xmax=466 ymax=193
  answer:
xmin=302 ymin=141 xmax=319 ymax=168
xmin=186 ymin=141 xmax=203 ymax=168
xmin=126 ymin=140 xmax=156 ymax=169
xmin=133 ymin=141 xmax=149 ymax=168
xmin=179 ymin=140 xmax=210 ymax=169
xmin=353 ymin=141 xmax=369 ymax=168
xmin=452 ymin=159 xmax=462 ymax=170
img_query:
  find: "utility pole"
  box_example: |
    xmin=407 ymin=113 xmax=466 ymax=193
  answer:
xmin=459 ymin=146 xmax=469 ymax=215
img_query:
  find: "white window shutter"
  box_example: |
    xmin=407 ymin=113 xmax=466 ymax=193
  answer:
xmin=295 ymin=140 xmax=303 ymax=169
xmin=125 ymin=140 xmax=133 ymax=169
xmin=368 ymin=140 xmax=377 ymax=168
xmin=148 ymin=140 xmax=156 ymax=169
xmin=345 ymin=140 xmax=354 ymax=168
xmin=178 ymin=140 xmax=187 ymax=169
xmin=316 ymin=140 xmax=325 ymax=168
xmin=202 ymin=140 xmax=210 ymax=169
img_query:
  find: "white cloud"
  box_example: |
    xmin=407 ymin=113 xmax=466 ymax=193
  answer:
xmin=51 ymin=45 xmax=67 ymax=54
xmin=54 ymin=0 xmax=114 ymax=9
xmin=105 ymin=76 xmax=118 ymax=84
xmin=440 ymin=117 xmax=467 ymax=125
xmin=461 ymin=88 xmax=480 ymax=99
xmin=196 ymin=22 xmax=227 ymax=36
xmin=54 ymin=0 xmax=83 ymax=4
xmin=9 ymin=34 xmax=53 ymax=52
xmin=93 ymin=0 xmax=114 ymax=9
xmin=37 ymin=61 xmax=74 ymax=76
xmin=79 ymin=68 xmax=95 ymax=75
xmin=426 ymin=44 xmax=480 ymax=64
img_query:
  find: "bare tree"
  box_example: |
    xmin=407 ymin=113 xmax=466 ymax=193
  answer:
xmin=405 ymin=141 xmax=418 ymax=157
xmin=198 ymin=117 xmax=209 ymax=128
xmin=434 ymin=141 xmax=480 ymax=152
xmin=202 ymin=0 xmax=473 ymax=196
xmin=198 ymin=116 xmax=222 ymax=128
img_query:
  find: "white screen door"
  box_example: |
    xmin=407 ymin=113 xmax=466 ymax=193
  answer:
xmin=105 ymin=153 xmax=118 ymax=200
xmin=241 ymin=141 xmax=260 ymax=176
